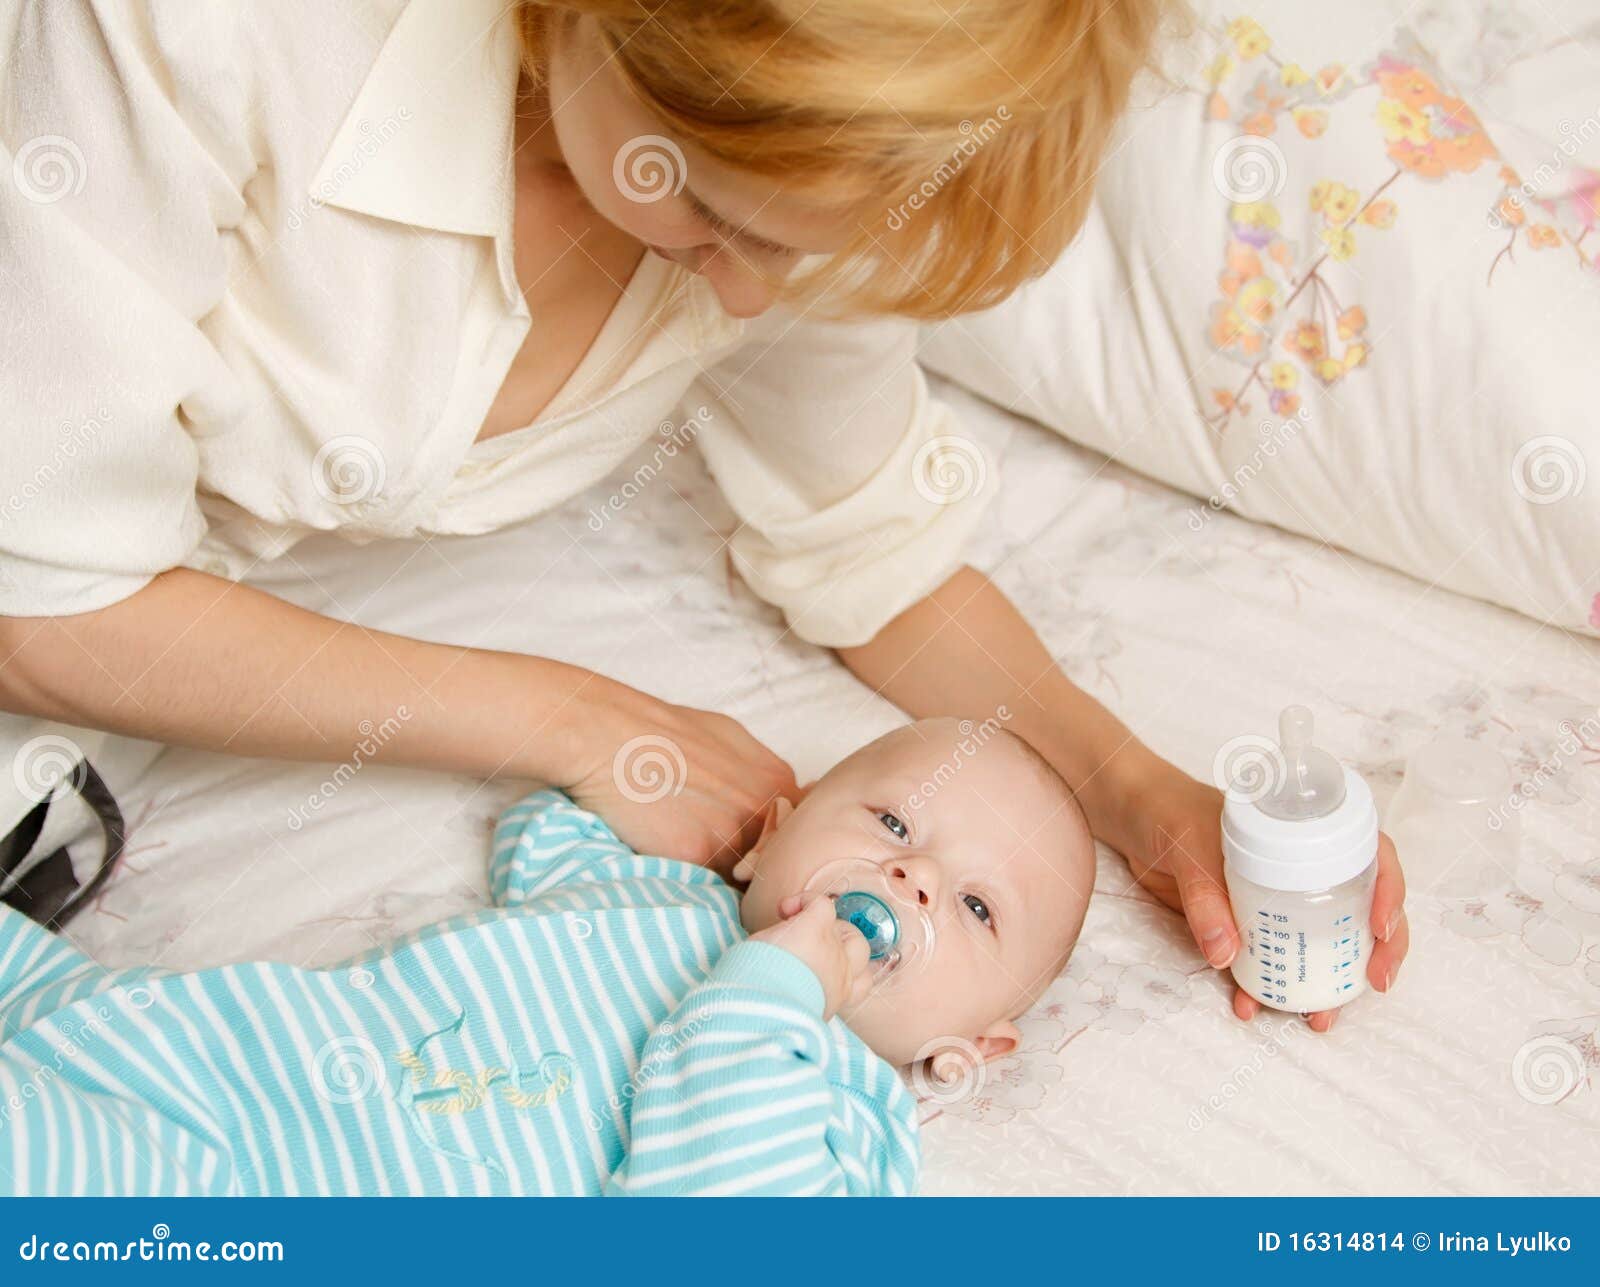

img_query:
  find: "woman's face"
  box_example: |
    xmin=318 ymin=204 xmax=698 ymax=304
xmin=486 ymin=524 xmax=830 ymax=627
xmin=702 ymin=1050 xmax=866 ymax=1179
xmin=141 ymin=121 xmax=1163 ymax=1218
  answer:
xmin=542 ymin=16 xmax=857 ymax=318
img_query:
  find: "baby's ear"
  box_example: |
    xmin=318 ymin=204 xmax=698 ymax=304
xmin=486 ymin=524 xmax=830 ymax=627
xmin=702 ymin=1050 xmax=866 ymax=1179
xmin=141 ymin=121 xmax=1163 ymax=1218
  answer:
xmin=731 ymin=796 xmax=794 ymax=883
xmin=928 ymin=1021 xmax=1021 ymax=1085
xmin=972 ymin=1019 xmax=1022 ymax=1064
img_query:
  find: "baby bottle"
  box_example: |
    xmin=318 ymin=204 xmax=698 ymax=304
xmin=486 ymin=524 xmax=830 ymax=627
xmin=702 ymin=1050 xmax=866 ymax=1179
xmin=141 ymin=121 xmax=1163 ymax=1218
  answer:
xmin=1220 ymin=705 xmax=1378 ymax=1014
xmin=802 ymin=858 xmax=936 ymax=992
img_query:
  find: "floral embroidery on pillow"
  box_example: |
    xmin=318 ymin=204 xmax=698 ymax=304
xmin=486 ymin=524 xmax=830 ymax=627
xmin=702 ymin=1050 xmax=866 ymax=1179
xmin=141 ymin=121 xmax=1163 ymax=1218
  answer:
xmin=1200 ymin=25 xmax=1505 ymax=429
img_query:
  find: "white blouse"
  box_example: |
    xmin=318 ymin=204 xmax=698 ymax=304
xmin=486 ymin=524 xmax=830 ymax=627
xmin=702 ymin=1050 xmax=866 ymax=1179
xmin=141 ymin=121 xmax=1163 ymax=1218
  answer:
xmin=0 ymin=0 xmax=995 ymax=648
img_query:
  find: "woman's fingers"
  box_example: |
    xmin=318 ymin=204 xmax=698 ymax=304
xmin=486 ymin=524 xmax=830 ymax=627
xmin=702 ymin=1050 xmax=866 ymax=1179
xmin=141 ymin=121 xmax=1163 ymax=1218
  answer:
xmin=1369 ymin=830 xmax=1407 ymax=947
xmin=1369 ymin=906 xmax=1409 ymax=993
xmin=1232 ymin=986 xmax=1260 ymax=1022
xmin=1162 ymin=817 xmax=1240 ymax=968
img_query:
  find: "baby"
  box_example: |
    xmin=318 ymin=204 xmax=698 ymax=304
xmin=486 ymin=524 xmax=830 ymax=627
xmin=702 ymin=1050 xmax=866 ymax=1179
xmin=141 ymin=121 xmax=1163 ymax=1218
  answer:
xmin=0 ymin=718 xmax=1092 ymax=1196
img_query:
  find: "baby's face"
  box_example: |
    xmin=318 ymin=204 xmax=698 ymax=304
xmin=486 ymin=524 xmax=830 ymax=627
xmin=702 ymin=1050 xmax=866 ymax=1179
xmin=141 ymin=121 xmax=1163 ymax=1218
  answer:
xmin=738 ymin=720 xmax=1094 ymax=1068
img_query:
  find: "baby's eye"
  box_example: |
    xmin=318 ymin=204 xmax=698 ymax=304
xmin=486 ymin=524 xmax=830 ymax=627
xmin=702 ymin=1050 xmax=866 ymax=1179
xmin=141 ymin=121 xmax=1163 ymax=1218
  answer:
xmin=877 ymin=811 xmax=908 ymax=841
xmin=962 ymin=893 xmax=993 ymax=927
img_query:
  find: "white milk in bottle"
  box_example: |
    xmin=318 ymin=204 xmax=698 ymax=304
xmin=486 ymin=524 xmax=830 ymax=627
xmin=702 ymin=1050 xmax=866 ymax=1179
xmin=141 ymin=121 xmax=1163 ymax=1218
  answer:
xmin=1221 ymin=706 xmax=1379 ymax=1014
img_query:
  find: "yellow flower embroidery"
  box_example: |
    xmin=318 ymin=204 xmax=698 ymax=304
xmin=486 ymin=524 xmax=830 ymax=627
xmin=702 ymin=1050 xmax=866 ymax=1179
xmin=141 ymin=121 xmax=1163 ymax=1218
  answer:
xmin=1279 ymin=62 xmax=1310 ymax=88
xmin=1228 ymin=17 xmax=1270 ymax=59
xmin=1310 ymin=181 xmax=1360 ymax=227
xmin=1268 ymin=362 xmax=1299 ymax=390
xmin=1319 ymin=226 xmax=1358 ymax=260
xmin=1377 ymin=97 xmax=1430 ymax=145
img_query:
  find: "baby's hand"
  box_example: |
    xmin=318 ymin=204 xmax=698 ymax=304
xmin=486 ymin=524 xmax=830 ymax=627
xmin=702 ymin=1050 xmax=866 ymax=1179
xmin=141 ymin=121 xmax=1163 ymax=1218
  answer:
xmin=750 ymin=894 xmax=874 ymax=1020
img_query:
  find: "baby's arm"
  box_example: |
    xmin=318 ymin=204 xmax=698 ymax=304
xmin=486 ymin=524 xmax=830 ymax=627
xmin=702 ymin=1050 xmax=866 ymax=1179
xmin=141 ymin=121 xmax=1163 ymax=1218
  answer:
xmin=489 ymin=789 xmax=719 ymax=908
xmin=604 ymin=939 xmax=918 ymax=1197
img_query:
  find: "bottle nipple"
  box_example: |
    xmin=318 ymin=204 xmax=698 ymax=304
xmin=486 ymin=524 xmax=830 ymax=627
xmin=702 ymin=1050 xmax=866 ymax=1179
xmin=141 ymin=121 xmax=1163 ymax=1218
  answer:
xmin=1257 ymin=705 xmax=1347 ymax=821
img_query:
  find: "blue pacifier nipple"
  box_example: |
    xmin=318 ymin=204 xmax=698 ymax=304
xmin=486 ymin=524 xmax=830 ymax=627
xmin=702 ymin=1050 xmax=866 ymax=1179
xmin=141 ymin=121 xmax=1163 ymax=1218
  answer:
xmin=833 ymin=890 xmax=900 ymax=961
xmin=801 ymin=858 xmax=934 ymax=993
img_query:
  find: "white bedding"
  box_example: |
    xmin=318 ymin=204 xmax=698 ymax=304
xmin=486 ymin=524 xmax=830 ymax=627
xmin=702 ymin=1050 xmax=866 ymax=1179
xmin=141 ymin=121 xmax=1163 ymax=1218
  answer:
xmin=61 ymin=380 xmax=1600 ymax=1195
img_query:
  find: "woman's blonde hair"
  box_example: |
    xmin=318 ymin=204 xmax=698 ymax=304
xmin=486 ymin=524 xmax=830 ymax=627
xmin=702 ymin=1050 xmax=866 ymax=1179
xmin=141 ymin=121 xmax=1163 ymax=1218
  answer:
xmin=521 ymin=1 xmax=1176 ymax=320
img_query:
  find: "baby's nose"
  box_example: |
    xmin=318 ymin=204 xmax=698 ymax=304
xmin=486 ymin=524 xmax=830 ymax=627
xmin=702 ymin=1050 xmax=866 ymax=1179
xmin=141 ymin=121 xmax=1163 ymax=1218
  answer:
xmin=886 ymin=859 xmax=938 ymax=908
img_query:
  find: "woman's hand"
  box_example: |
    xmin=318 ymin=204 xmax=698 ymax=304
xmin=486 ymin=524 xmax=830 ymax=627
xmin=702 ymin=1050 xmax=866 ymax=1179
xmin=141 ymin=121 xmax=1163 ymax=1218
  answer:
xmin=1122 ymin=768 xmax=1409 ymax=1032
xmin=561 ymin=677 xmax=800 ymax=875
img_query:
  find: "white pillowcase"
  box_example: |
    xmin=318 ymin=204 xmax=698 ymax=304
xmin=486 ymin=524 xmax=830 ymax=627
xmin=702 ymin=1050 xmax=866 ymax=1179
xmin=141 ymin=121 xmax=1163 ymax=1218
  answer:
xmin=921 ymin=0 xmax=1599 ymax=637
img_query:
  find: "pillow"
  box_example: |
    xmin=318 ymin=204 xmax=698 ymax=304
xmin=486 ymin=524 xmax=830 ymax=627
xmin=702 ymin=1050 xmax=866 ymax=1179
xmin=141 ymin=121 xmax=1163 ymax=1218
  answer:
xmin=920 ymin=0 xmax=1599 ymax=637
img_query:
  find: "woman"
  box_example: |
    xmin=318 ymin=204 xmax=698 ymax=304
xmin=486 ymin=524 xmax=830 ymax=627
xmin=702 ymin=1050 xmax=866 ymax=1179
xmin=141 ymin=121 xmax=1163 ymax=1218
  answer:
xmin=0 ymin=0 xmax=1405 ymax=1028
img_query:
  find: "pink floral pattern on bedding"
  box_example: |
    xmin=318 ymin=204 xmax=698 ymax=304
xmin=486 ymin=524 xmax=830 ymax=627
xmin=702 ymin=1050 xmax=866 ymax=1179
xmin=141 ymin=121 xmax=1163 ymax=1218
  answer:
xmin=1199 ymin=20 xmax=1593 ymax=430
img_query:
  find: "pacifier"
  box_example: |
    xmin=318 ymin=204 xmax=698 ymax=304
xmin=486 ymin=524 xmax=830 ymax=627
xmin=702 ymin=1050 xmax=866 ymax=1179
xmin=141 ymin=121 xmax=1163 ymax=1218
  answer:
xmin=800 ymin=858 xmax=936 ymax=991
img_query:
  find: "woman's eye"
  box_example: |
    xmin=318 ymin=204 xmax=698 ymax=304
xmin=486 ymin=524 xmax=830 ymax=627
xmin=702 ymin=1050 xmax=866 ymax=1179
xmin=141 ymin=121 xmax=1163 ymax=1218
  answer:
xmin=877 ymin=811 xmax=908 ymax=840
xmin=962 ymin=893 xmax=993 ymax=927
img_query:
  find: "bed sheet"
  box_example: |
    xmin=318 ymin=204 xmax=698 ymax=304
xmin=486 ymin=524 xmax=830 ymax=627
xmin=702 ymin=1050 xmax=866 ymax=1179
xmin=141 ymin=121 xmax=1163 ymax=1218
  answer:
xmin=61 ymin=381 xmax=1600 ymax=1195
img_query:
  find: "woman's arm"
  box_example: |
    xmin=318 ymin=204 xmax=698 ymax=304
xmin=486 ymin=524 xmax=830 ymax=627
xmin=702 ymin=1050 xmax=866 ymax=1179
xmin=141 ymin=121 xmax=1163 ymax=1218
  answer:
xmin=0 ymin=569 xmax=797 ymax=866
xmin=837 ymin=565 xmax=1409 ymax=1030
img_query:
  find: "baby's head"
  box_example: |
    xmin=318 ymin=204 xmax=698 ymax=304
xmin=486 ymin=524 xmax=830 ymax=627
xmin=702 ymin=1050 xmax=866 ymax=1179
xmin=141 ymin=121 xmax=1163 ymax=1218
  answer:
xmin=736 ymin=718 xmax=1094 ymax=1071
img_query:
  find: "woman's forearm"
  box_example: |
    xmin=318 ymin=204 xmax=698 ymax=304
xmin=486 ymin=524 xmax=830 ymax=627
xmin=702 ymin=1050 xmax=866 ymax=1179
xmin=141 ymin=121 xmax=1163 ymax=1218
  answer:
xmin=0 ymin=567 xmax=594 ymax=784
xmin=837 ymin=565 xmax=1168 ymax=853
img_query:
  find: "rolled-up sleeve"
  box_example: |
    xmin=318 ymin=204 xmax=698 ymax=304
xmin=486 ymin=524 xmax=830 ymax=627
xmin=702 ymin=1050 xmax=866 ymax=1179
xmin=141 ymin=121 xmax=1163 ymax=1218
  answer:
xmin=691 ymin=313 xmax=997 ymax=648
xmin=0 ymin=1 xmax=246 ymax=616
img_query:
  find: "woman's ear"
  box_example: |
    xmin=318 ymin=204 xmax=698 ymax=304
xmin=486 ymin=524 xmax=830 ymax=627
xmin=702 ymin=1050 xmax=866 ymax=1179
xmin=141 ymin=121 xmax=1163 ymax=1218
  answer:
xmin=731 ymin=796 xmax=793 ymax=883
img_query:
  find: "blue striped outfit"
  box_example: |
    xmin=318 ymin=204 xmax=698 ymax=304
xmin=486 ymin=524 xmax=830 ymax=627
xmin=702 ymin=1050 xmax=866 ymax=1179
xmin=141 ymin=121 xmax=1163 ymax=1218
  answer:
xmin=0 ymin=790 xmax=918 ymax=1195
